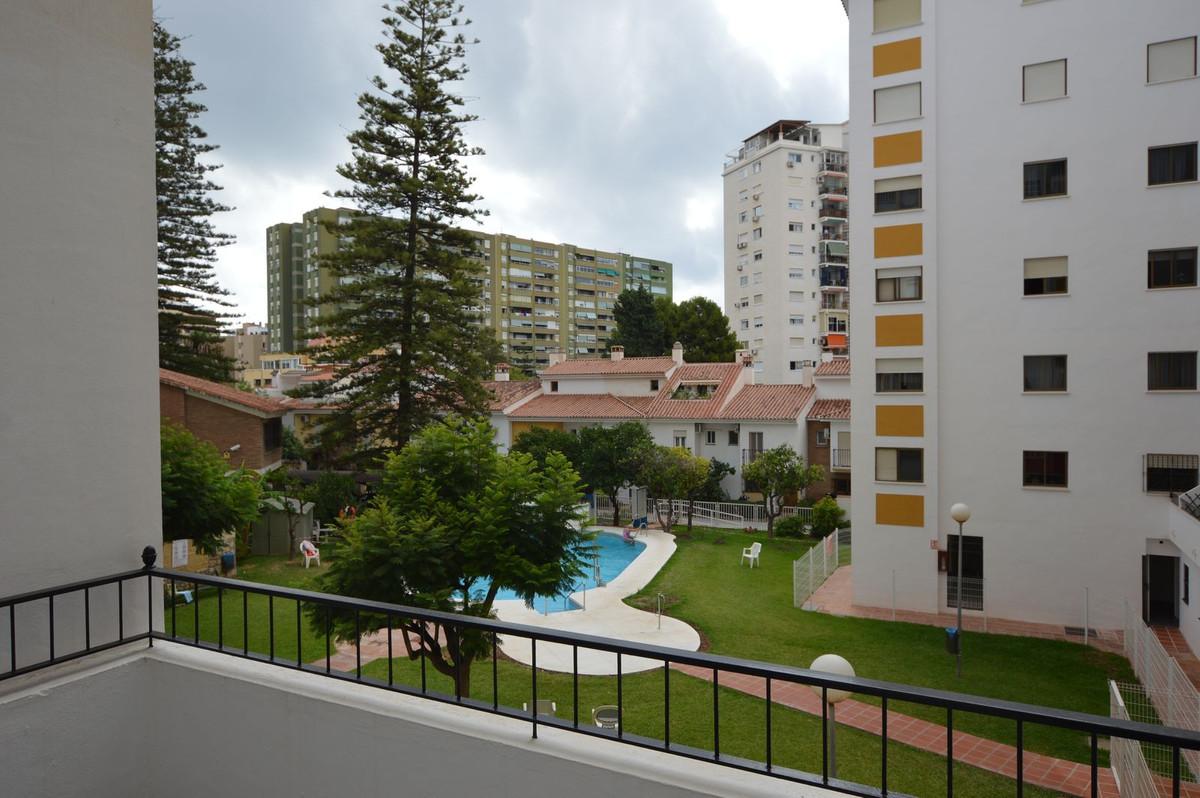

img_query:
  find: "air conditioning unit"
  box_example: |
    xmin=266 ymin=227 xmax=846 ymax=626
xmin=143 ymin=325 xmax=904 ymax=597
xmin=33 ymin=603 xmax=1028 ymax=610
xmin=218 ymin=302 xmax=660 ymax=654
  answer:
xmin=752 ymin=193 xmax=761 ymax=200
xmin=736 ymin=264 xmax=743 ymax=271
xmin=786 ymin=161 xmax=794 ymax=168
xmin=819 ymin=336 xmax=829 ymax=346
xmin=737 ymin=242 xmax=748 ymax=249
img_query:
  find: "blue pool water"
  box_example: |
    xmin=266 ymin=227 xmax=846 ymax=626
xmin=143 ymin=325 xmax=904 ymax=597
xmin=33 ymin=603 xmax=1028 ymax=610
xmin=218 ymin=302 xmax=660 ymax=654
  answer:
xmin=481 ymin=532 xmax=646 ymax=613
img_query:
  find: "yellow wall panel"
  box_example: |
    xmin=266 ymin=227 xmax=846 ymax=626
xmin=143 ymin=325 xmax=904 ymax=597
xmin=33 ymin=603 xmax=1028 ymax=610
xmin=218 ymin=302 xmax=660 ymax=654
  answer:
xmin=510 ymin=421 xmax=563 ymax=444
xmin=874 ymin=131 xmax=923 ymax=167
xmin=876 ymin=405 xmax=924 ymax=437
xmin=875 ymin=314 xmax=923 ymax=347
xmin=873 ymin=37 xmax=922 ymax=77
xmin=876 ymin=493 xmax=924 ymax=527
xmin=875 ymin=223 xmax=923 ymax=258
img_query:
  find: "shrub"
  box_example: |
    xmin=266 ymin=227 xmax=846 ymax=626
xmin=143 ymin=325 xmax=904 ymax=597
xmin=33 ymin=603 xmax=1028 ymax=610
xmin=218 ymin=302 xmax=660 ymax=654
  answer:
xmin=811 ymin=496 xmax=846 ymax=538
xmin=773 ymin=515 xmax=808 ymax=538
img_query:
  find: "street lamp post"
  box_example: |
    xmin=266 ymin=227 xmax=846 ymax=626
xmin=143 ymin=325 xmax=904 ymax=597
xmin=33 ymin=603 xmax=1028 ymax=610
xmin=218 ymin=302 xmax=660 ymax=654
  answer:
xmin=950 ymin=502 xmax=972 ymax=678
xmin=809 ymin=654 xmax=855 ymax=780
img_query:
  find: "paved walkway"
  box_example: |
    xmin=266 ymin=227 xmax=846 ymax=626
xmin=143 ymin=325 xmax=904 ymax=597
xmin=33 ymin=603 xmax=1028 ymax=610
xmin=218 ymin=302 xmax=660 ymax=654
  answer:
xmin=671 ymin=663 xmax=1119 ymax=797
xmin=807 ymin=566 xmax=1123 ymax=652
xmin=1153 ymin=625 xmax=1200 ymax=689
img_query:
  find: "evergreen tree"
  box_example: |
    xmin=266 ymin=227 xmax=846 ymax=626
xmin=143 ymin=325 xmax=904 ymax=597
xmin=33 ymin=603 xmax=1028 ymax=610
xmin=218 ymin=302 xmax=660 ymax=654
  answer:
xmin=607 ymin=287 xmax=665 ymax=357
xmin=298 ymin=0 xmax=498 ymax=465
xmin=667 ymin=296 xmax=739 ymax=363
xmin=154 ymin=21 xmax=237 ymax=382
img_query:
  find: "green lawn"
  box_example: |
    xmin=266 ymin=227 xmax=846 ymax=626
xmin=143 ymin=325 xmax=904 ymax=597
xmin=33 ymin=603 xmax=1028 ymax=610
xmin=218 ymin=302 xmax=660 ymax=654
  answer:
xmin=629 ymin=526 xmax=1133 ymax=765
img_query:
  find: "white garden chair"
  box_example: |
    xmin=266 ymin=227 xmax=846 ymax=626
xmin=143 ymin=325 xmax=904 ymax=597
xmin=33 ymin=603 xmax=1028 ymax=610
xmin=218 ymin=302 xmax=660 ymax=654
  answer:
xmin=740 ymin=541 xmax=762 ymax=568
xmin=522 ymin=699 xmax=557 ymax=717
xmin=300 ymin=539 xmax=320 ymax=569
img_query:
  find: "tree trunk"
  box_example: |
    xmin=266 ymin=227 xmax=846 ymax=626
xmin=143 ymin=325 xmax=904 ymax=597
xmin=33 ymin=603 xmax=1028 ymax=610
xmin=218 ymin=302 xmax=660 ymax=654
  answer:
xmin=454 ymin=660 xmax=472 ymax=699
xmin=766 ymin=497 xmax=775 ymax=539
xmin=610 ymin=490 xmax=621 ymax=526
xmin=687 ymin=498 xmax=694 ymax=532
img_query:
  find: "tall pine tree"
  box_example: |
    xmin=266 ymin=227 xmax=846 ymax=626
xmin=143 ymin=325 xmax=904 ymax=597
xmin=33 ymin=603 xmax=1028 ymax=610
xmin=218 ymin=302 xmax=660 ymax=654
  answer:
xmin=155 ymin=21 xmax=236 ymax=382
xmin=298 ymin=0 xmax=498 ymax=465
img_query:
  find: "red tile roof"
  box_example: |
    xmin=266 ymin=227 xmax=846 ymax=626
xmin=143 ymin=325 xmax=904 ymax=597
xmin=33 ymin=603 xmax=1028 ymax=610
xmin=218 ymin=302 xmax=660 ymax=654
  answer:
xmin=160 ymin=369 xmax=287 ymax=415
xmin=807 ymin=398 xmax=852 ymax=421
xmin=541 ymin=356 xmax=678 ymax=376
xmin=718 ymin=385 xmax=816 ymax=421
xmin=814 ymin=359 xmax=851 ymax=377
xmin=508 ymin=393 xmax=649 ymax=419
xmin=643 ymin=363 xmax=744 ymax=420
xmin=482 ymin=379 xmax=540 ymax=411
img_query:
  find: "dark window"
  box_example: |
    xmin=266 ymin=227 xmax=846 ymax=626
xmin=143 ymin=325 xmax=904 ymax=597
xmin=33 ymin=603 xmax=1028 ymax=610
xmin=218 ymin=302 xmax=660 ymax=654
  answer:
xmin=1023 ymin=355 xmax=1068 ymax=391
xmin=1024 ymin=159 xmax=1068 ymax=198
xmin=1145 ymin=454 xmax=1200 ymax=493
xmin=650 ymin=379 xmax=659 ymax=391
xmin=876 ymin=372 xmax=923 ymax=392
xmin=728 ymin=430 xmax=739 ymax=446
xmin=877 ymin=272 xmax=923 ymax=302
xmin=1185 ymin=564 xmax=1191 ymax=606
xmin=550 ymin=380 xmax=559 ymax=393
xmin=1148 ymin=352 xmax=1198 ymax=390
xmin=263 ymin=418 xmax=283 ymax=452
xmin=1149 ymin=143 xmax=1198 ymax=185
xmin=877 ymin=447 xmax=923 ymax=482
xmin=832 ymin=477 xmax=851 ymax=495
xmin=947 ymin=535 xmax=984 ymax=610
xmin=1024 ymin=275 xmax=1068 ymax=296
xmin=875 ymin=187 xmax=922 ymax=213
xmin=1148 ymin=248 xmax=1198 ymax=289
xmin=1023 ymin=450 xmax=1068 ymax=488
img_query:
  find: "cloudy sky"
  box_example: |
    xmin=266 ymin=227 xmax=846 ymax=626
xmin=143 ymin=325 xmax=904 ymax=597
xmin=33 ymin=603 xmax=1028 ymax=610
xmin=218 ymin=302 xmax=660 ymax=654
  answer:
xmin=156 ymin=0 xmax=848 ymax=324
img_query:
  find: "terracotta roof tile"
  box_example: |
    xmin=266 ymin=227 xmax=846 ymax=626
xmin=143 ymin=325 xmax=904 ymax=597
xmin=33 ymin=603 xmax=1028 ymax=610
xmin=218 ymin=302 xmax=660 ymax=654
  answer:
xmin=160 ymin=369 xmax=287 ymax=415
xmin=718 ymin=384 xmax=816 ymax=420
xmin=643 ymin=363 xmax=744 ymax=419
xmin=482 ymin=380 xmax=541 ymax=411
xmin=807 ymin=398 xmax=852 ymax=421
xmin=541 ymin=356 xmax=678 ymax=376
xmin=508 ymin=393 xmax=648 ymax=419
xmin=814 ymin=359 xmax=851 ymax=377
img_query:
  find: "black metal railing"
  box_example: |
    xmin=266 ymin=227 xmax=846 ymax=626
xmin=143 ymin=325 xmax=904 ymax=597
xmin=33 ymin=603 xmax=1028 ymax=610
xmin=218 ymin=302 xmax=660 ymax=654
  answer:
xmin=4 ymin=548 xmax=1200 ymax=798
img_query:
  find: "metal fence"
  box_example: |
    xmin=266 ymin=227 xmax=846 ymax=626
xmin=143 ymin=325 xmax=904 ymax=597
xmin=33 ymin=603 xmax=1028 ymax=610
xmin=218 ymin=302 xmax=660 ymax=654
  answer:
xmin=945 ymin=576 xmax=984 ymax=612
xmin=1110 ymin=680 xmax=1167 ymax=797
xmin=588 ymin=494 xmax=813 ymax=530
xmin=1123 ymin=604 xmax=1200 ymax=781
xmin=793 ymin=528 xmax=852 ymax=609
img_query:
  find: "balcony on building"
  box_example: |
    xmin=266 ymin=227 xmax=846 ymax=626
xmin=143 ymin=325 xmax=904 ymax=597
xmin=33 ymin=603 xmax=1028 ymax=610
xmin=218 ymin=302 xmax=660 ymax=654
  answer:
xmin=819 ymin=265 xmax=849 ymax=290
xmin=724 ymin=119 xmax=821 ymax=166
xmin=831 ymin=448 xmax=852 ymax=470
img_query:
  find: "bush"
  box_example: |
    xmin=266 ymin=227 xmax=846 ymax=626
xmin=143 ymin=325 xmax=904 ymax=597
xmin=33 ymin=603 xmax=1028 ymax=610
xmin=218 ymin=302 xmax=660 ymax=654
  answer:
xmin=811 ymin=496 xmax=846 ymax=538
xmin=773 ymin=515 xmax=808 ymax=538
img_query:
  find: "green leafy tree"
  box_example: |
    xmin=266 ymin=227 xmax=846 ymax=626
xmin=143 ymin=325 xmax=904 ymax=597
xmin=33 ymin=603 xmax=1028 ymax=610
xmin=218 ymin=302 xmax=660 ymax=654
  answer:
xmin=811 ymin=495 xmax=847 ymax=538
xmin=317 ymin=417 xmax=589 ymax=698
xmin=666 ymin=297 xmax=739 ymax=363
xmin=310 ymin=471 xmax=360 ymax=525
xmin=576 ymin=422 xmax=655 ymax=525
xmin=608 ymin=288 xmax=666 ymax=357
xmin=511 ymin=426 xmax=580 ymax=470
xmin=261 ymin=470 xmax=314 ymax=560
xmin=154 ymin=21 xmax=237 ymax=382
xmin=640 ymin=447 xmax=709 ymax=533
xmin=296 ymin=0 xmax=498 ymax=465
xmin=741 ymin=444 xmax=824 ymax=537
xmin=160 ymin=420 xmax=261 ymax=554
xmin=281 ymin=426 xmax=306 ymax=462
xmin=686 ymin=458 xmax=736 ymax=530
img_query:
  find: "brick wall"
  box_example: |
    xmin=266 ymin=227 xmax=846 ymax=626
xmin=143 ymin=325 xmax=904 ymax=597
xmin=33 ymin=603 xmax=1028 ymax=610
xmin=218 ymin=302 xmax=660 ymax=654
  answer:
xmin=159 ymin=384 xmax=281 ymax=471
xmin=806 ymin=419 xmax=833 ymax=500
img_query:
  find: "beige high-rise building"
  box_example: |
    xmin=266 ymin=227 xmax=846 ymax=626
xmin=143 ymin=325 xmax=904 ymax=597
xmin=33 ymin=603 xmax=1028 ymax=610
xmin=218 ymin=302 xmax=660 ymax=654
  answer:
xmin=722 ymin=120 xmax=849 ymax=385
xmin=221 ymin=322 xmax=269 ymax=381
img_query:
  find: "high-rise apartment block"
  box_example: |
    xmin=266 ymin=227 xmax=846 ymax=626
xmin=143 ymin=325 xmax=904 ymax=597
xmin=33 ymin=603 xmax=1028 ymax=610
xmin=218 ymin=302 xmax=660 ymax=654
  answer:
xmin=221 ymin=322 xmax=270 ymax=381
xmin=265 ymin=207 xmax=672 ymax=368
xmin=723 ymin=120 xmax=849 ymax=385
xmin=847 ymin=0 xmax=1200 ymax=634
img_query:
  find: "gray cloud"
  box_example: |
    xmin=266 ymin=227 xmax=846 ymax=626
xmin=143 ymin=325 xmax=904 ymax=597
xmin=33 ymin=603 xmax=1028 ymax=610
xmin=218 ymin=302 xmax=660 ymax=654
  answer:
xmin=155 ymin=0 xmax=848 ymax=323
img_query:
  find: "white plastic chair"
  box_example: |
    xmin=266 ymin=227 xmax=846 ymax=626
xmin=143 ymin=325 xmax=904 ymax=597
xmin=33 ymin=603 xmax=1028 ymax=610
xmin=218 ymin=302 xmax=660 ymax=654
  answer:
xmin=741 ymin=541 xmax=762 ymax=568
xmin=300 ymin=539 xmax=320 ymax=569
xmin=522 ymin=699 xmax=557 ymax=717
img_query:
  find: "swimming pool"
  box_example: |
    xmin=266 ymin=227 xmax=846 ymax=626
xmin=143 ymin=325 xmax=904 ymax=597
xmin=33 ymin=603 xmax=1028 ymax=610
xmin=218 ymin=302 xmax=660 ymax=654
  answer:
xmin=483 ymin=532 xmax=646 ymax=613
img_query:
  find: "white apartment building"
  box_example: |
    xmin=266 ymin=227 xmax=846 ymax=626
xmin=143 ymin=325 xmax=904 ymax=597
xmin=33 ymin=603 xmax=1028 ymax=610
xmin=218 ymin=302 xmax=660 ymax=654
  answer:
xmin=723 ymin=120 xmax=850 ymax=385
xmin=847 ymin=0 xmax=1200 ymax=638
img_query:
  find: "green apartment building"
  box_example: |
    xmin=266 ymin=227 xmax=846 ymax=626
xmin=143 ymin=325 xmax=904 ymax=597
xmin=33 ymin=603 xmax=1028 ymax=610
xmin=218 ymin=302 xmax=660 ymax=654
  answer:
xmin=266 ymin=207 xmax=673 ymax=368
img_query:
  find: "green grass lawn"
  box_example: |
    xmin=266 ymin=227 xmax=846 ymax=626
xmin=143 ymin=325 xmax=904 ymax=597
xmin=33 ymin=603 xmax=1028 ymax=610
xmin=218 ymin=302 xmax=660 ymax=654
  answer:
xmin=629 ymin=526 xmax=1133 ymax=766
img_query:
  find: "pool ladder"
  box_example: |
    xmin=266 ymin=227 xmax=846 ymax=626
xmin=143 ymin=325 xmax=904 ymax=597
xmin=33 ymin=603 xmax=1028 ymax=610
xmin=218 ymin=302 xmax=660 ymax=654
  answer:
xmin=656 ymin=593 xmax=665 ymax=630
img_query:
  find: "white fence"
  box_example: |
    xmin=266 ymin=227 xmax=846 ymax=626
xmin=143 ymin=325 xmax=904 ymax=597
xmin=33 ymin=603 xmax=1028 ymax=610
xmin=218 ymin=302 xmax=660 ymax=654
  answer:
xmin=587 ymin=494 xmax=813 ymax=530
xmin=793 ymin=528 xmax=851 ymax=608
xmin=1109 ymin=680 xmax=1164 ymax=798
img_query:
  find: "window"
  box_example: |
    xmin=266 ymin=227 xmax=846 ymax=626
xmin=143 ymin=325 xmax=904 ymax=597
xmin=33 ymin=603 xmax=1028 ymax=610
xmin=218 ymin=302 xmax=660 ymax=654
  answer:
xmin=1149 ymin=143 xmax=1198 ymax=185
xmin=753 ymin=205 xmax=763 ymax=219
xmin=876 ymin=357 xmax=923 ymax=392
xmin=873 ymin=0 xmax=920 ymax=32
xmin=1148 ymin=351 xmax=1198 ymax=390
xmin=876 ymin=447 xmax=923 ymax=482
xmin=728 ymin=430 xmax=739 ymax=446
xmin=263 ymin=418 xmax=282 ymax=451
xmin=753 ymin=294 xmax=763 ymax=305
xmin=753 ymin=272 xmax=763 ymax=284
xmin=1149 ymin=248 xmax=1198 ymax=289
xmin=748 ymin=431 xmax=764 ymax=454
xmin=1024 ymin=159 xmax=1067 ymax=198
xmin=705 ymin=430 xmax=717 ymax=446
xmin=874 ymin=175 xmax=922 ymax=212
xmin=753 ymin=251 xmax=763 ymax=261
xmin=1024 ymin=355 xmax=1068 ymax=392
xmin=739 ymin=319 xmax=749 ymax=330
xmin=738 ymin=189 xmax=749 ymax=202
xmin=550 ymin=380 xmax=559 ymax=392
xmin=739 ymin=275 xmax=748 ymax=287
xmin=1023 ymin=450 xmax=1068 ymax=488
xmin=787 ymin=198 xmax=803 ymax=210
xmin=789 ymin=222 xmax=804 ymax=233
xmin=1024 ymin=256 xmax=1068 ymax=295
xmin=650 ymin=379 xmax=659 ymax=391
xmin=738 ymin=211 xmax=748 ymax=223
xmin=1148 ymin=37 xmax=1197 ymax=83
xmin=789 ymin=315 xmax=804 ymax=326
xmin=876 ymin=266 xmax=923 ymax=301
xmin=752 ymin=161 xmax=762 ymax=174
xmin=752 ymin=227 xmax=763 ymax=241
xmin=874 ymin=82 xmax=922 ymax=124
xmin=753 ymin=316 xmax=763 ymax=329
xmin=816 ymin=428 xmax=830 ymax=447
xmin=1145 ymin=454 xmax=1200 ymax=493
xmin=789 ymin=292 xmax=805 ymax=304
xmin=789 ymin=269 xmax=804 ymax=280
xmin=1022 ymin=59 xmax=1067 ymax=102
xmin=947 ymin=535 xmax=984 ymax=610
xmin=673 ymin=431 xmax=688 ymax=448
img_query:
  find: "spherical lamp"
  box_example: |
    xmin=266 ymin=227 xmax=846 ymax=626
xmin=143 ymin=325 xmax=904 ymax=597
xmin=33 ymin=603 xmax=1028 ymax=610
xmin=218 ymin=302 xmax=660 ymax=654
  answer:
xmin=809 ymin=653 xmax=856 ymax=704
xmin=950 ymin=503 xmax=972 ymax=524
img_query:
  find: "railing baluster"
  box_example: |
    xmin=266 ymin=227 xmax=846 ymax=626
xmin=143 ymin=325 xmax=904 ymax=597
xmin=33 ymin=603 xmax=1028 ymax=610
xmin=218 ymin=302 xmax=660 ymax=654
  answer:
xmin=531 ymin=636 xmax=538 ymax=739
xmin=84 ymin=587 xmax=90 ymax=651
xmin=765 ymin=676 xmax=772 ymax=770
xmin=169 ymin=578 xmax=176 ymax=639
xmin=1016 ymin=719 xmax=1023 ymax=798
xmin=821 ymin=686 xmax=829 ymax=785
xmin=664 ymin=659 xmax=671 ymax=750
xmin=242 ymin=590 xmax=248 ymax=657
xmin=454 ymin=624 xmax=462 ymax=703
xmin=881 ymin=695 xmax=888 ymax=795
xmin=193 ymin=581 xmax=198 ymax=645
xmin=354 ymin=609 xmax=361 ymax=680
xmin=421 ymin=628 xmax=427 ymax=694
xmin=145 ymin=573 xmax=153 ymax=647
xmin=573 ymin=645 xmax=579 ymax=729
xmin=295 ymin=598 xmax=302 ymax=668
xmin=47 ymin=594 xmax=54 ymax=661
xmin=946 ymin=707 xmax=953 ymax=798
xmin=492 ymin=631 xmax=498 ymax=711
xmin=1089 ymin=732 xmax=1098 ymax=798
xmin=712 ymin=667 xmax=720 ymax=760
xmin=1173 ymin=745 xmax=1181 ymax=798
xmin=268 ymin=594 xmax=274 ymax=661
xmin=118 ymin=579 xmax=124 ymax=641
xmin=386 ymin=613 xmax=393 ymax=687
xmin=326 ymin=606 xmax=332 ymax=675
xmin=617 ymin=651 xmax=623 ymax=739
xmin=217 ymin=587 xmax=224 ymax=651
xmin=9 ymin=604 xmax=15 ymax=673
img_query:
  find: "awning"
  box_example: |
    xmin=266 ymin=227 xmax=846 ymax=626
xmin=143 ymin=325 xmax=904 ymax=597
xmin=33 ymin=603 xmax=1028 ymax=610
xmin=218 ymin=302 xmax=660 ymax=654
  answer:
xmin=825 ymin=333 xmax=848 ymax=347
xmin=824 ymin=241 xmax=849 ymax=257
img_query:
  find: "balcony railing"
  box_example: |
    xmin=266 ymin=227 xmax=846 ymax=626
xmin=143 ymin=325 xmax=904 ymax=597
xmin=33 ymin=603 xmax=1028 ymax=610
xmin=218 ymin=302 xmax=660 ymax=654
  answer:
xmin=831 ymin=449 xmax=851 ymax=470
xmin=6 ymin=550 xmax=1200 ymax=798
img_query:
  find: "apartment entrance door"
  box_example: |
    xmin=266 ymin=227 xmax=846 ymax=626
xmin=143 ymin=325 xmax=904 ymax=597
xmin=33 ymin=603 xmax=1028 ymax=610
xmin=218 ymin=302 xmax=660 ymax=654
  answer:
xmin=1143 ymin=554 xmax=1180 ymax=626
